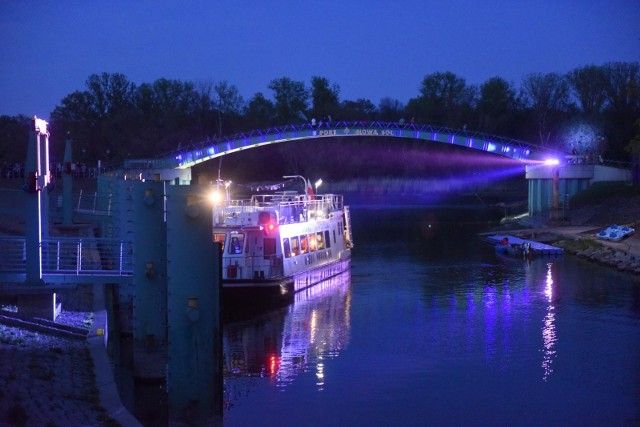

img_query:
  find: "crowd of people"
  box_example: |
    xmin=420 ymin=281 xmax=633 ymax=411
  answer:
xmin=1 ymin=162 xmax=104 ymax=180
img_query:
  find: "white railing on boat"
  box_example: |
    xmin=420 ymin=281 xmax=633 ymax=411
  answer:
xmin=213 ymin=193 xmax=344 ymax=226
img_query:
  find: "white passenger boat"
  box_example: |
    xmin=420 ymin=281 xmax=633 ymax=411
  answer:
xmin=212 ymin=177 xmax=353 ymax=305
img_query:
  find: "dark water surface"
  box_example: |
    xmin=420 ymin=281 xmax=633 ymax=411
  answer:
xmin=223 ymin=206 xmax=640 ymax=426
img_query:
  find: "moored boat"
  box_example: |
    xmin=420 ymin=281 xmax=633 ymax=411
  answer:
xmin=211 ymin=176 xmax=353 ymax=307
xmin=482 ymin=234 xmax=564 ymax=257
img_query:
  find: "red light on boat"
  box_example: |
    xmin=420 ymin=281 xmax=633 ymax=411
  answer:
xmin=263 ymin=222 xmax=277 ymax=235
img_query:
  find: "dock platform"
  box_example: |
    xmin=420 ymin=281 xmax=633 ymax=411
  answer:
xmin=482 ymin=234 xmax=564 ymax=256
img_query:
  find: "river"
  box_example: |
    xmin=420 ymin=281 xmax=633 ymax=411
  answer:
xmin=221 ymin=205 xmax=640 ymax=426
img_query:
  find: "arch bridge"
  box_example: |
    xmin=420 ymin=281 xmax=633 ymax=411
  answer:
xmin=139 ymin=121 xmax=564 ymax=171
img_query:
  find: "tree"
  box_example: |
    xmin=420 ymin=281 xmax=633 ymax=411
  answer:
xmin=310 ymin=76 xmax=340 ymax=121
xmin=567 ymin=65 xmax=608 ymax=117
xmin=132 ymin=78 xmax=201 ymax=156
xmin=378 ymin=97 xmax=405 ymax=122
xmin=0 ymin=114 xmax=31 ymax=165
xmin=521 ymin=72 xmax=570 ymax=147
xmin=602 ymin=62 xmax=640 ymax=159
xmin=407 ymin=71 xmax=475 ymax=128
xmin=85 ymin=72 xmax=136 ymax=118
xmin=476 ymin=77 xmax=517 ymax=134
xmin=339 ymin=98 xmax=377 ymax=121
xmin=213 ymin=80 xmax=244 ymax=136
xmin=267 ymin=77 xmax=309 ymax=124
xmin=625 ymin=118 xmax=640 ymax=184
xmin=243 ymin=92 xmax=276 ymax=129
xmin=193 ymin=80 xmax=217 ymax=137
xmin=50 ymin=73 xmax=138 ymax=164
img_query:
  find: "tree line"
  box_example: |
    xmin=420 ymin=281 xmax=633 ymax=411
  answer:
xmin=0 ymin=62 xmax=638 ymax=181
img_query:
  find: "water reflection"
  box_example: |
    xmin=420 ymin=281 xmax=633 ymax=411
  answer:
xmin=541 ymin=262 xmax=557 ymax=381
xmin=223 ymin=270 xmax=352 ymax=394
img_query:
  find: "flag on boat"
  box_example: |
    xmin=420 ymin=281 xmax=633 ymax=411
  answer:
xmin=307 ymin=179 xmax=316 ymax=200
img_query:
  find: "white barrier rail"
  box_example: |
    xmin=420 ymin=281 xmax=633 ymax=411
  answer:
xmin=0 ymin=237 xmax=133 ymax=276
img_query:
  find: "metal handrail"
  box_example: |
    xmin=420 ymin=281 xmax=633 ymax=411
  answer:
xmin=42 ymin=237 xmax=133 ymax=275
xmin=0 ymin=237 xmax=133 ymax=276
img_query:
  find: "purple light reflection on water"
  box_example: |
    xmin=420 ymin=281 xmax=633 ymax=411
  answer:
xmin=223 ymin=207 xmax=640 ymax=427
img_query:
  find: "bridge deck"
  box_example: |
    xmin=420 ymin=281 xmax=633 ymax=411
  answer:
xmin=141 ymin=120 xmax=564 ymax=170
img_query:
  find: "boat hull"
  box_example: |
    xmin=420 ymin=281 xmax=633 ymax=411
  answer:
xmin=222 ymin=256 xmax=351 ymax=317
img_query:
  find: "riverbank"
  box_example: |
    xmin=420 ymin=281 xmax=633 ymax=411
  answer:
xmin=492 ymin=224 xmax=640 ymax=275
xmin=495 ymin=184 xmax=640 ymax=275
xmin=0 ymin=284 xmax=141 ymax=426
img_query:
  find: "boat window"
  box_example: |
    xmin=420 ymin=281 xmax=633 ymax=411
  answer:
xmin=228 ymin=233 xmax=245 ymax=255
xmin=333 ymin=229 xmax=336 ymax=244
xmin=316 ymin=232 xmax=324 ymax=250
xmin=300 ymin=235 xmax=308 ymax=254
xmin=283 ymin=238 xmax=291 ymax=258
xmin=213 ymin=233 xmax=226 ymax=252
xmin=308 ymin=233 xmax=317 ymax=251
xmin=264 ymin=238 xmax=276 ymax=259
xmin=291 ymin=236 xmax=300 ymax=256
xmin=325 ymin=230 xmax=331 ymax=248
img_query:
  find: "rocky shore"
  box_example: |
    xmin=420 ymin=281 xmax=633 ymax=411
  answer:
xmin=501 ymin=225 xmax=640 ymax=275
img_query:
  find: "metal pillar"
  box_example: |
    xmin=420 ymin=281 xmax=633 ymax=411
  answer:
xmin=131 ymin=180 xmax=168 ymax=379
xmin=62 ymin=133 xmax=73 ymax=225
xmin=165 ymin=184 xmax=222 ymax=424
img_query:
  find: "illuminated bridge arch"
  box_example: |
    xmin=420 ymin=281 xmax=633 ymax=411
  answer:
xmin=146 ymin=121 xmax=564 ymax=170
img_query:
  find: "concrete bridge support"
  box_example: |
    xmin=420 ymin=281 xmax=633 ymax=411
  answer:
xmin=526 ymin=162 xmax=632 ymax=218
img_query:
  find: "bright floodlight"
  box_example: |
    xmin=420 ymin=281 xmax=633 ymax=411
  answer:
xmin=315 ymin=178 xmax=323 ymax=189
xmin=544 ymin=158 xmax=560 ymax=166
xmin=209 ymin=190 xmax=223 ymax=205
xmin=34 ymin=117 xmax=48 ymax=135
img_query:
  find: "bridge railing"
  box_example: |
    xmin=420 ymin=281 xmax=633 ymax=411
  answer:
xmin=0 ymin=237 xmax=133 ymax=276
xmin=155 ymin=120 xmax=563 ymax=167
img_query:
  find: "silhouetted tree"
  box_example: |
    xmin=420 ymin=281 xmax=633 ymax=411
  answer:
xmin=407 ymin=71 xmax=476 ymax=128
xmin=567 ymin=65 xmax=608 ymax=117
xmin=268 ymin=77 xmax=309 ymax=124
xmin=310 ymin=76 xmax=340 ymax=122
xmin=476 ymin=77 xmax=518 ymax=135
xmin=213 ymin=80 xmax=244 ymax=136
xmin=378 ymin=97 xmax=405 ymax=122
xmin=339 ymin=98 xmax=377 ymax=121
xmin=602 ymin=62 xmax=640 ymax=159
xmin=243 ymin=92 xmax=276 ymax=129
xmin=521 ymin=72 xmax=570 ymax=147
xmin=0 ymin=114 xmax=31 ymax=165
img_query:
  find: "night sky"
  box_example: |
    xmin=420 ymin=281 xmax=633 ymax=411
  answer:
xmin=1 ymin=0 xmax=638 ymax=119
